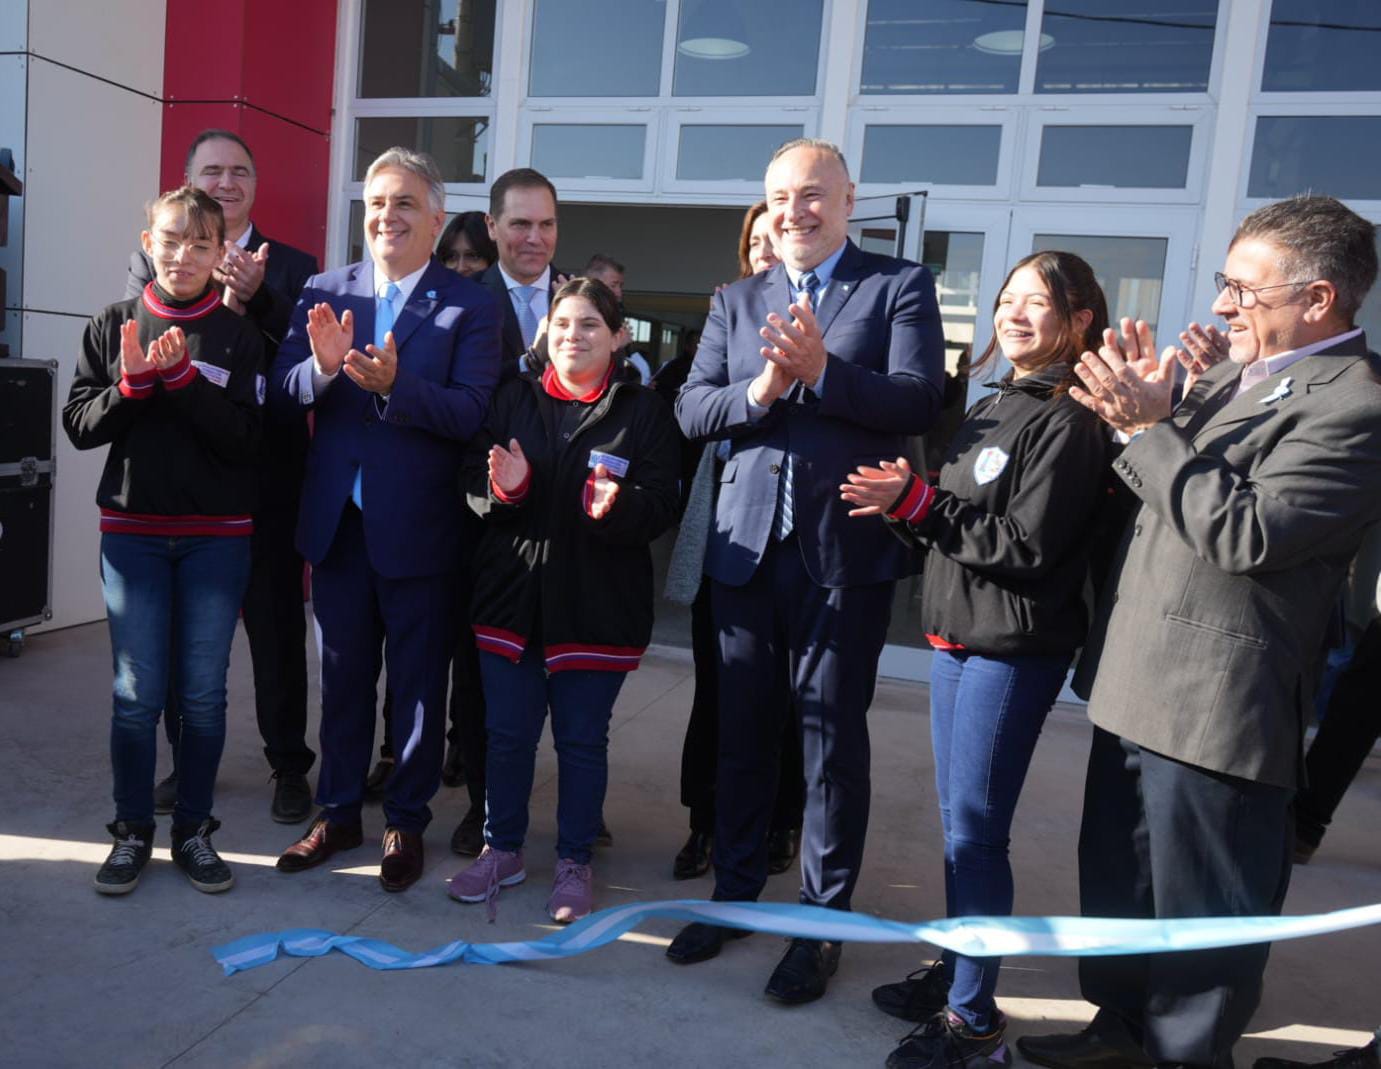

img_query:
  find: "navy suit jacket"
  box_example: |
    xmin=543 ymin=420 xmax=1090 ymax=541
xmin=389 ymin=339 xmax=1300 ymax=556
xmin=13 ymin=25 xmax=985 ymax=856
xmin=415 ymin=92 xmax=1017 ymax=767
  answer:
xmin=675 ymin=241 xmax=945 ymax=589
xmin=479 ymin=263 xmax=566 ymax=376
xmin=272 ymin=257 xmax=502 ymax=578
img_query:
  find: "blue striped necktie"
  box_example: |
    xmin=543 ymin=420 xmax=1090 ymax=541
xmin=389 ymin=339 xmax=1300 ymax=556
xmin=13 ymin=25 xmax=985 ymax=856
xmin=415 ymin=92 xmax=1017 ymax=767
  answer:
xmin=514 ymin=285 xmax=540 ymax=348
xmin=773 ymin=270 xmax=820 ymax=541
xmin=351 ymin=281 xmax=400 ymax=510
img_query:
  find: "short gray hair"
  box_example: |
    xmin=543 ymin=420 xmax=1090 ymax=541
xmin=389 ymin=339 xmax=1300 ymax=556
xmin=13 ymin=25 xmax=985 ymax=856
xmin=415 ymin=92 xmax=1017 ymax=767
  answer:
xmin=768 ymin=137 xmax=851 ymax=181
xmin=1232 ymin=195 xmax=1378 ymax=320
xmin=364 ymin=147 xmax=445 ymax=212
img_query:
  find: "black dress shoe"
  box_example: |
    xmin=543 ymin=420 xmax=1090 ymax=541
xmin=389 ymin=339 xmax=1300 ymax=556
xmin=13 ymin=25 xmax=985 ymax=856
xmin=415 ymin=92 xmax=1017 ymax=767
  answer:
xmin=1016 ymin=1024 xmax=1153 ymax=1068
xmin=363 ymin=757 xmax=394 ymax=803
xmin=450 ymin=805 xmax=485 ymax=857
xmin=270 ymin=771 xmax=313 ymax=824
xmin=673 ymin=830 xmax=713 ymax=880
xmin=766 ymin=826 xmax=801 ymax=875
xmin=441 ymin=743 xmax=465 ymax=788
xmin=764 ymin=938 xmax=841 ymax=1004
xmin=665 ymin=922 xmax=752 ymax=965
xmin=379 ymin=827 xmax=424 ymax=892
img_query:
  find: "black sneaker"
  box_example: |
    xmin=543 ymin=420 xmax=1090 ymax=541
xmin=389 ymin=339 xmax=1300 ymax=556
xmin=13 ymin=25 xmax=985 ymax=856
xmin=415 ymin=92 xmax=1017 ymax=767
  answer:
xmin=873 ymin=960 xmax=953 ymax=1022
xmin=1255 ymin=1037 xmax=1380 ymax=1068
xmin=94 ymin=821 xmax=155 ymax=895
xmin=153 ymin=771 xmax=178 ymax=815
xmin=171 ymin=818 xmax=234 ymax=893
xmin=270 ymin=771 xmax=313 ymax=824
xmin=886 ymin=1007 xmax=1010 ymax=1069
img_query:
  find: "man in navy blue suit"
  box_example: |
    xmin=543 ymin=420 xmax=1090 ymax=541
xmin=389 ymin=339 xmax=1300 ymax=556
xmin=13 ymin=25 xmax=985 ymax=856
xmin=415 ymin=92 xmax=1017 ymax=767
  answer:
xmin=667 ymin=139 xmax=945 ymax=1001
xmin=270 ymin=147 xmax=501 ymax=892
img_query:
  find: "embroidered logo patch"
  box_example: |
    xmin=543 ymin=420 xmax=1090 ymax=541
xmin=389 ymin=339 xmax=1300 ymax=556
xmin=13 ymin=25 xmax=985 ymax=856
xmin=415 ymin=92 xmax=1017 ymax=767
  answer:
xmin=588 ymin=451 xmax=630 ymax=477
xmin=973 ymin=446 xmax=1010 ymax=485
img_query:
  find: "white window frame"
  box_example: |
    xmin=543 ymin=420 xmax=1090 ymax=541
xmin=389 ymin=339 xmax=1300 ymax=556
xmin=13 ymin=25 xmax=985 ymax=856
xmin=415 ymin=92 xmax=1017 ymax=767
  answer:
xmin=518 ymin=107 xmax=659 ymax=194
xmin=661 ymin=107 xmax=816 ymax=196
xmin=846 ymin=107 xmax=1018 ymax=202
xmin=1018 ymin=106 xmax=1211 ymax=205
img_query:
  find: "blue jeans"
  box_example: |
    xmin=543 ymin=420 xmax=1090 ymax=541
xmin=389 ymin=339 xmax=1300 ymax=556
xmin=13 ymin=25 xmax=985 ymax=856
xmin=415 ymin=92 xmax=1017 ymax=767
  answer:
xmin=479 ymin=647 xmax=626 ymax=864
xmin=100 ymin=533 xmax=251 ymax=827
xmin=929 ymin=647 xmax=1072 ymax=1030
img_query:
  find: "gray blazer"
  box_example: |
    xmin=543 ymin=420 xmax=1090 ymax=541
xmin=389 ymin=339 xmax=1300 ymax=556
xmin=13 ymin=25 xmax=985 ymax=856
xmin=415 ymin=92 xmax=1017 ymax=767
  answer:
xmin=1078 ymin=334 xmax=1381 ymax=788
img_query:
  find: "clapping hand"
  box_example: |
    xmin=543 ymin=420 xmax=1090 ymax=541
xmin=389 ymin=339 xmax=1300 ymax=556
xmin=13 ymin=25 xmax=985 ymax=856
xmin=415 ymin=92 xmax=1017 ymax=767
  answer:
xmin=217 ymin=241 xmax=269 ymax=307
xmin=1070 ymin=317 xmax=1176 ymax=436
xmin=489 ymin=438 xmax=530 ymax=497
xmin=345 ymin=331 xmax=398 ymax=395
xmin=840 ymin=457 xmax=913 ymax=517
xmin=587 ymin=462 xmax=620 ymax=519
xmin=306 ymin=303 xmax=354 ymax=376
xmin=1175 ymin=321 xmax=1230 ymax=394
xmin=147 ymin=326 xmax=187 ymax=371
xmin=119 ymin=321 xmax=154 ymax=377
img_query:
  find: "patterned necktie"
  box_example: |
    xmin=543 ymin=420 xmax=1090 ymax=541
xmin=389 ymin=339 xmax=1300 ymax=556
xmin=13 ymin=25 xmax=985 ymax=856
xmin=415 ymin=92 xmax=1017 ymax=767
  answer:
xmin=772 ymin=270 xmax=822 ymax=541
xmin=514 ymin=285 xmax=540 ymax=348
xmin=351 ymin=281 xmax=400 ymax=511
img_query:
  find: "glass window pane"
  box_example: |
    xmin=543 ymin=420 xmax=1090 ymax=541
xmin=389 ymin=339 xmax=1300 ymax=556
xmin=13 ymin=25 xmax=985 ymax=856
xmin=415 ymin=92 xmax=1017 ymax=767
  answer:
xmin=1263 ymin=1 xmax=1381 ymax=92
xmin=886 ymin=229 xmax=986 ymax=649
xmin=1249 ymin=116 xmax=1381 ymax=201
xmin=862 ymin=125 xmax=1002 ymax=185
xmin=359 ymin=0 xmax=495 ymax=98
xmin=673 ymin=0 xmax=823 ymax=96
xmin=1032 ymin=234 xmax=1167 ymax=331
xmin=1035 ymin=1 xmax=1217 ymax=93
xmin=531 ymin=125 xmax=646 ymax=181
xmin=355 ymin=117 xmax=488 ymax=183
xmin=860 ymin=0 xmax=1027 ymax=95
xmin=529 ymin=0 xmax=665 ymax=97
xmin=1037 ymin=125 xmax=1192 ymax=189
xmin=676 ymin=125 xmax=804 ymax=181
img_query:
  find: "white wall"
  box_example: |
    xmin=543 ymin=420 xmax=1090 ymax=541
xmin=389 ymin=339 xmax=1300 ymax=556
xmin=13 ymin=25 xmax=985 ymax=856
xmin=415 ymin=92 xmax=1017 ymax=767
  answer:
xmin=4 ymin=0 xmax=166 ymax=632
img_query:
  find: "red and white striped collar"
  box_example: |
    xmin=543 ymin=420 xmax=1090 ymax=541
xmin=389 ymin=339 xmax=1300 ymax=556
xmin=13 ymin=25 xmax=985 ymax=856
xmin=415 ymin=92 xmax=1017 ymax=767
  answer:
xmin=541 ymin=361 xmax=613 ymax=403
xmin=141 ymin=282 xmax=221 ymax=321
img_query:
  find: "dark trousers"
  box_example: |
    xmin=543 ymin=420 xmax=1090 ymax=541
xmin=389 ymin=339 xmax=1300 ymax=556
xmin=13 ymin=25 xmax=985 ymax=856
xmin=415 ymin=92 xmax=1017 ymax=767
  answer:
xmin=479 ymin=647 xmax=626 ymax=864
xmin=1078 ymin=727 xmax=1293 ymax=1067
xmin=1296 ymin=618 xmax=1381 ymax=848
xmin=162 ymin=505 xmax=313 ymax=775
xmin=710 ymin=534 xmax=893 ymax=910
xmin=312 ymin=504 xmax=457 ymax=832
xmin=929 ymin=648 xmax=1072 ymax=1030
xmin=679 ymin=575 xmax=804 ymax=835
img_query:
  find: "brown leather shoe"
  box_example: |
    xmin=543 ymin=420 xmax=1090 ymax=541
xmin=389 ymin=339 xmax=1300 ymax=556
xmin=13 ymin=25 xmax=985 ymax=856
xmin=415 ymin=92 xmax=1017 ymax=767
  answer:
xmin=380 ymin=827 xmax=424 ymax=892
xmin=277 ymin=814 xmax=364 ymax=873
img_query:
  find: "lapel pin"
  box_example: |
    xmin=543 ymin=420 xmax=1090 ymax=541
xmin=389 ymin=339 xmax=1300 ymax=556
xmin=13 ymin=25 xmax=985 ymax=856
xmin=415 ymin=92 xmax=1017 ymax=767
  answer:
xmin=425 ymin=289 xmax=437 ymax=299
xmin=1260 ymin=375 xmax=1294 ymax=405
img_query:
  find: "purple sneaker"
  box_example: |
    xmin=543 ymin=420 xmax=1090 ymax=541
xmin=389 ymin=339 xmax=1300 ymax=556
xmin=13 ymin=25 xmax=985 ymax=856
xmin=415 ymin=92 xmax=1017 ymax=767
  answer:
xmin=446 ymin=845 xmax=525 ymax=921
xmin=547 ymin=858 xmax=593 ymax=923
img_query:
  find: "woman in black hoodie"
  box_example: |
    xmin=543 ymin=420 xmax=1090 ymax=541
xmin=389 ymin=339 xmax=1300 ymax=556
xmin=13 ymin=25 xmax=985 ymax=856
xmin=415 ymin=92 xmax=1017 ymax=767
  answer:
xmin=445 ymin=277 xmax=679 ymax=924
xmin=841 ymin=252 xmax=1111 ymax=1068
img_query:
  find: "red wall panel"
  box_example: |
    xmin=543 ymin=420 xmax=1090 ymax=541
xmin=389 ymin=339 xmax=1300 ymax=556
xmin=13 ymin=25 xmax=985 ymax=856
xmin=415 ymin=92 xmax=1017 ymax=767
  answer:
xmin=160 ymin=0 xmax=337 ymax=264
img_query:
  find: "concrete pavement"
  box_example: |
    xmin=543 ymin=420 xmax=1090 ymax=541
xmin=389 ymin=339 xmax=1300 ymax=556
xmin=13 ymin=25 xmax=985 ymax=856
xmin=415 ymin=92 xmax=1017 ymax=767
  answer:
xmin=1 ymin=619 xmax=1377 ymax=1068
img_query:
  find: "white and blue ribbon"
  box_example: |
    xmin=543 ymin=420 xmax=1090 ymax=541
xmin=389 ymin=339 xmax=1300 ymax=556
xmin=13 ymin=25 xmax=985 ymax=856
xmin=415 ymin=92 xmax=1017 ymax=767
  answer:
xmin=213 ymin=898 xmax=1381 ymax=977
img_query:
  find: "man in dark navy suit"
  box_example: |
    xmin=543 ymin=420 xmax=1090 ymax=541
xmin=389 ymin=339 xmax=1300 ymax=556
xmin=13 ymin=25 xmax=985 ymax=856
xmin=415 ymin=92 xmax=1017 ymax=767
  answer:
xmin=127 ymin=129 xmax=320 ymax=824
xmin=478 ymin=167 xmax=567 ymax=377
xmin=270 ymin=147 xmax=501 ymax=892
xmin=667 ymin=139 xmax=945 ymax=1002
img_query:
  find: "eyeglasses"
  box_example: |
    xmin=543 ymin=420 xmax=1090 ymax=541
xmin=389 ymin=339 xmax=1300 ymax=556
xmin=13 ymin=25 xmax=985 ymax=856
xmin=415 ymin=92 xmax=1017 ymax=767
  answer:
xmin=153 ymin=236 xmax=220 ymax=261
xmin=1213 ymin=272 xmax=1314 ymax=309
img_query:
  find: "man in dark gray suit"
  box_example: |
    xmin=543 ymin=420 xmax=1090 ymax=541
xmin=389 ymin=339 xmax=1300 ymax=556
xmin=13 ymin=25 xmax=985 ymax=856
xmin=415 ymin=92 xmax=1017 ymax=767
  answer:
xmin=1018 ymin=196 xmax=1381 ymax=1069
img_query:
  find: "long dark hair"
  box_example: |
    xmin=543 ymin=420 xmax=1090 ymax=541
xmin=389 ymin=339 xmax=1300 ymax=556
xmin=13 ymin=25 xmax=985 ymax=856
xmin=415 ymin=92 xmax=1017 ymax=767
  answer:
xmin=437 ymin=210 xmax=497 ymax=272
xmin=973 ymin=250 xmax=1109 ymax=391
xmin=736 ymin=201 xmax=769 ymax=280
xmin=551 ymin=276 xmax=621 ymax=331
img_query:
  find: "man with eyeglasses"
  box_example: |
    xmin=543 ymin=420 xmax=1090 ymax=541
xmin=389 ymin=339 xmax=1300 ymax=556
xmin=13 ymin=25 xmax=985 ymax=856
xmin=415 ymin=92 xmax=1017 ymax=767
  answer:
xmin=125 ymin=129 xmax=320 ymax=826
xmin=1017 ymin=196 xmax=1381 ymax=1069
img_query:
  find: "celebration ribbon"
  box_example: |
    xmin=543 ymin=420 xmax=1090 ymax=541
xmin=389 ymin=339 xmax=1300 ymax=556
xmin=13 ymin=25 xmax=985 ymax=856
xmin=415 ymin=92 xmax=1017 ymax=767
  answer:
xmin=213 ymin=898 xmax=1381 ymax=977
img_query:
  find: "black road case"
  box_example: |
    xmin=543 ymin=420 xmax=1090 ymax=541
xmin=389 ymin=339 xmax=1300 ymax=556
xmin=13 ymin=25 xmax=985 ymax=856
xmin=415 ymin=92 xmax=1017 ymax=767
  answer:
xmin=0 ymin=358 xmax=57 ymax=653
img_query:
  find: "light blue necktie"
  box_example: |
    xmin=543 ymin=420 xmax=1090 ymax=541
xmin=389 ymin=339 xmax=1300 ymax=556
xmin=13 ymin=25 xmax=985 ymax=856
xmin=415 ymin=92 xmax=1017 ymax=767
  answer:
xmin=514 ymin=285 xmax=540 ymax=348
xmin=351 ymin=281 xmax=400 ymax=510
xmin=773 ymin=270 xmax=820 ymax=541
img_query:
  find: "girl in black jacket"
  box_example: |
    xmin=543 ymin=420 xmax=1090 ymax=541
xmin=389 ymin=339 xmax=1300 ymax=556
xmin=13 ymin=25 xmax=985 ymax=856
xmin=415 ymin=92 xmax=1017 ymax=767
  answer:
xmin=841 ymin=252 xmax=1111 ymax=1066
xmin=446 ymin=277 xmax=679 ymax=923
xmin=64 ymin=187 xmax=263 ymax=898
